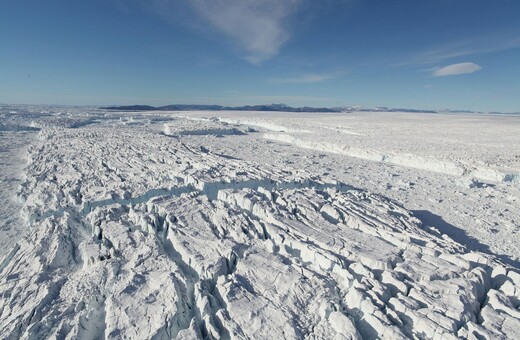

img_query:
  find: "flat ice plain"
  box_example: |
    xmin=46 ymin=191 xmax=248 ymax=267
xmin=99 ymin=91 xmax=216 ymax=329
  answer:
xmin=1 ymin=105 xmax=519 ymax=339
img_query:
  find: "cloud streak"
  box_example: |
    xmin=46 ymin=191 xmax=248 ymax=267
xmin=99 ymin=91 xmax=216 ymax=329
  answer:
xmin=399 ymin=36 xmax=520 ymax=67
xmin=269 ymin=72 xmax=343 ymax=83
xmin=188 ymin=0 xmax=302 ymax=63
xmin=432 ymin=62 xmax=482 ymax=77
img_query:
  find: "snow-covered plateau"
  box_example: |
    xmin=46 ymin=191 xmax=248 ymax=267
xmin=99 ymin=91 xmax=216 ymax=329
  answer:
xmin=1 ymin=105 xmax=519 ymax=339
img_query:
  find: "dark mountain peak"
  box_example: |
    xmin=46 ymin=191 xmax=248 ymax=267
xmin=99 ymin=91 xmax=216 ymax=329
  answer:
xmin=100 ymin=105 xmax=157 ymax=111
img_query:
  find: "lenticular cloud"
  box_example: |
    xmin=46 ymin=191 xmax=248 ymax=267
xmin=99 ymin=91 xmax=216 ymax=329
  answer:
xmin=432 ymin=62 xmax=482 ymax=77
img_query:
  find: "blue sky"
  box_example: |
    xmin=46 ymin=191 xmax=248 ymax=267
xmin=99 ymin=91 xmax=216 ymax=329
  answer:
xmin=1 ymin=0 xmax=520 ymax=112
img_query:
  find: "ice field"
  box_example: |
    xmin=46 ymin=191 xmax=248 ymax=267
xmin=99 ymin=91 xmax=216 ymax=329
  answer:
xmin=1 ymin=105 xmax=519 ymax=339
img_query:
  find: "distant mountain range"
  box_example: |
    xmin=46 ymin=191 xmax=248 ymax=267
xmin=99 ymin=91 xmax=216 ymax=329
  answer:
xmin=100 ymin=103 xmax=337 ymax=112
xmin=100 ymin=103 xmax=485 ymax=114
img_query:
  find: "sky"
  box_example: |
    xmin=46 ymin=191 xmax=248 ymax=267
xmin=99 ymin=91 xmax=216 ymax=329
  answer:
xmin=1 ymin=0 xmax=520 ymax=112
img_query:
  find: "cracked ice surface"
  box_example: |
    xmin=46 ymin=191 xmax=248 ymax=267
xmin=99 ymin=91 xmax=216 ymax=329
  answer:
xmin=0 ymin=107 xmax=520 ymax=339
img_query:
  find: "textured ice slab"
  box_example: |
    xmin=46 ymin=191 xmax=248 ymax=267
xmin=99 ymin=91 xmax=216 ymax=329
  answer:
xmin=0 ymin=108 xmax=39 ymax=258
xmin=175 ymin=110 xmax=520 ymax=268
xmin=0 ymin=108 xmax=519 ymax=339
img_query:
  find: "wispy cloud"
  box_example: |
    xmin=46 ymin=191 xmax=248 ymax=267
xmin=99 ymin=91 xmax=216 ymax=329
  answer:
xmin=431 ymin=62 xmax=482 ymax=77
xmin=401 ymin=36 xmax=520 ymax=66
xmin=188 ymin=0 xmax=303 ymax=64
xmin=125 ymin=0 xmax=303 ymax=63
xmin=269 ymin=71 xmax=345 ymax=83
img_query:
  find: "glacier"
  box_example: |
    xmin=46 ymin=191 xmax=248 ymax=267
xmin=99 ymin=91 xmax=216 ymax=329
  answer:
xmin=0 ymin=105 xmax=519 ymax=339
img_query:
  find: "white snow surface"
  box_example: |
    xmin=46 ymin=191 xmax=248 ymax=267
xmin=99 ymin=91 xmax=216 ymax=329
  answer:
xmin=1 ymin=106 xmax=520 ymax=339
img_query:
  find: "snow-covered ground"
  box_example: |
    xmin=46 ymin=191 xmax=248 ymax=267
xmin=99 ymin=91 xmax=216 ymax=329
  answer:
xmin=1 ymin=106 xmax=519 ymax=339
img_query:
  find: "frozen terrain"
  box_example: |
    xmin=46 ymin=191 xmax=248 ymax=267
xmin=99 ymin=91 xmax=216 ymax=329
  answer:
xmin=1 ymin=105 xmax=519 ymax=339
